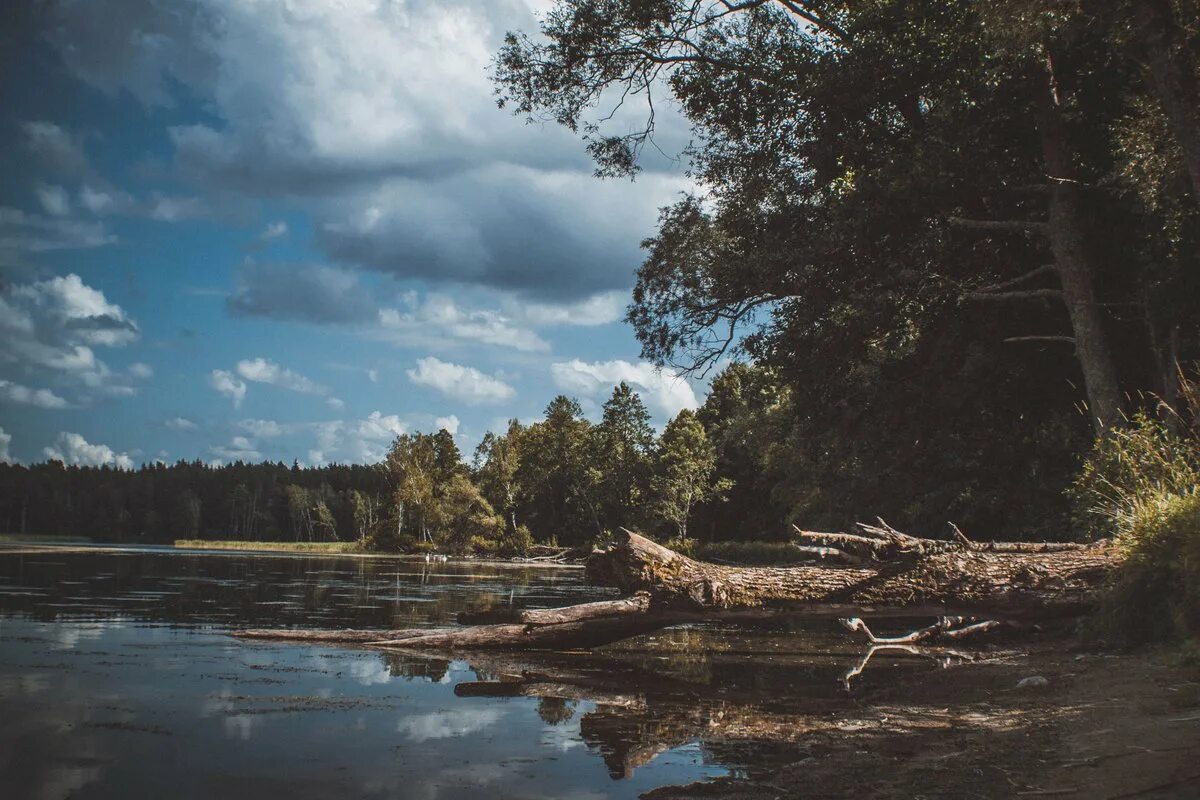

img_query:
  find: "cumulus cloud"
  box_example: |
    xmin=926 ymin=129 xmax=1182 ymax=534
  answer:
xmin=238 ymin=419 xmax=282 ymax=438
xmin=0 ymin=426 xmax=12 ymax=464
xmin=165 ymin=416 xmax=197 ymax=431
xmin=0 ymin=273 xmax=145 ymax=403
xmin=377 ymin=293 xmax=548 ymax=353
xmin=551 ymin=359 xmax=698 ymax=419
xmin=0 ymin=379 xmax=70 ymax=409
xmin=434 ymin=414 xmax=460 ymax=435
xmin=43 ymin=432 xmax=134 ymax=469
xmin=209 ymin=435 xmax=262 ymax=462
xmin=236 ymin=357 xmax=332 ymax=399
xmin=312 ymin=410 xmax=408 ymax=463
xmin=228 ymin=262 xmax=376 ymax=324
xmin=209 ymin=369 xmax=246 ymax=406
xmin=39 ymin=0 xmax=686 ymax=301
xmin=407 ymin=357 xmax=515 ymax=405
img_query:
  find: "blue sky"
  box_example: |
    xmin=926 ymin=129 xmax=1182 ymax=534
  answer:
xmin=0 ymin=0 xmax=707 ymax=468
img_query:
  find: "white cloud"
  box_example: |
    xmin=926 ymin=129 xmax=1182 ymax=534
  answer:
xmin=209 ymin=369 xmax=247 ymax=407
xmin=35 ymin=184 xmax=72 ymax=217
xmin=0 ymin=274 xmax=143 ymax=403
xmin=236 ymin=357 xmax=330 ymax=396
xmin=515 ymin=291 xmax=626 ymax=327
xmin=209 ymin=436 xmax=262 ymax=462
xmin=312 ymin=410 xmax=408 ymax=463
xmin=166 ymin=416 xmax=197 ymax=431
xmin=0 ymin=426 xmax=12 ymax=464
xmin=148 ymin=194 xmax=205 ymax=222
xmin=259 ymin=220 xmax=288 ymax=240
xmin=406 ymin=357 xmax=515 ymax=405
xmin=377 ymin=293 xmax=549 ymax=353
xmin=366 ymin=369 xmax=379 ymax=383
xmin=0 ymin=379 xmax=69 ymax=409
xmin=434 ymin=414 xmax=460 ymax=435
xmin=326 ymin=397 xmax=345 ymax=410
xmin=238 ymin=419 xmax=282 ymax=438
xmin=128 ymin=362 xmax=154 ymax=379
xmin=0 ymin=207 xmax=116 ymax=255
xmin=551 ymin=359 xmax=698 ymax=418
xmin=43 ymin=432 xmax=134 ymax=469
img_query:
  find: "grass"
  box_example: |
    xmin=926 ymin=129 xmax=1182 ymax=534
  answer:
xmin=1073 ymin=405 xmax=1200 ymax=647
xmin=173 ymin=540 xmax=365 ymax=554
xmin=0 ymin=533 xmax=93 ymax=544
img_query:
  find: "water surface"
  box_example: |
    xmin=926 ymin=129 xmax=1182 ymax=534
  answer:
xmin=0 ymin=547 xmax=965 ymax=799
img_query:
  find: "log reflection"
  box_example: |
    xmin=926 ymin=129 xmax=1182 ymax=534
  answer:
xmin=388 ymin=639 xmax=985 ymax=781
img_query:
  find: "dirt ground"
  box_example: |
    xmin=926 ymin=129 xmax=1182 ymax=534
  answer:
xmin=645 ymin=638 xmax=1200 ymax=800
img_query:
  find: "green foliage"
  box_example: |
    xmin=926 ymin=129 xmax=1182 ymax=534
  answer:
xmin=1091 ymin=491 xmax=1200 ymax=647
xmin=1073 ymin=397 xmax=1200 ymax=646
xmin=651 ymin=409 xmax=727 ymax=540
xmin=1071 ymin=413 xmax=1200 ymax=539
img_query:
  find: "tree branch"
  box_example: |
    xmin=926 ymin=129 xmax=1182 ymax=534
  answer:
xmin=1003 ymin=335 xmax=1076 ymax=344
xmin=947 ymin=216 xmax=1049 ymax=234
xmin=968 ymin=288 xmax=1063 ymax=302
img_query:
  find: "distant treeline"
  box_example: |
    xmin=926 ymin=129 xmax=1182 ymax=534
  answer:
xmin=0 ymin=459 xmax=388 ymax=545
xmin=0 ymin=365 xmax=1101 ymax=553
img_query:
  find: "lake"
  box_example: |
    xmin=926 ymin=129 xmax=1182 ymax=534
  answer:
xmin=0 ymin=546 xmax=970 ymax=799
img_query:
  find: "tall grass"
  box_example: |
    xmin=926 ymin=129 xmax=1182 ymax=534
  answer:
xmin=1073 ymin=386 xmax=1200 ymax=646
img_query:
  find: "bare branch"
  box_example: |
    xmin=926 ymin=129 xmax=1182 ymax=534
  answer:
xmin=976 ymin=263 xmax=1058 ymax=293
xmin=968 ymin=288 xmax=1063 ymax=302
xmin=947 ymin=216 xmax=1049 ymax=234
xmin=1003 ymin=335 xmax=1076 ymax=344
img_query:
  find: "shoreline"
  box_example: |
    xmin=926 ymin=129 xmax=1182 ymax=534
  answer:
xmin=0 ymin=539 xmax=585 ymax=567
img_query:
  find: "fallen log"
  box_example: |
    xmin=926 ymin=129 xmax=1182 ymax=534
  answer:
xmin=233 ymin=524 xmax=1117 ymax=651
xmin=588 ymin=528 xmax=1115 ymax=617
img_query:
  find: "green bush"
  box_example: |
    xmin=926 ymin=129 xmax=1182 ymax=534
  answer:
xmin=1092 ymin=491 xmax=1200 ymax=647
xmin=1073 ymin=410 xmax=1200 ymax=646
xmin=1071 ymin=413 xmax=1200 ymax=539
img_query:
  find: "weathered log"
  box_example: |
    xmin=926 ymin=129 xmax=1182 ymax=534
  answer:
xmin=588 ymin=528 xmax=1115 ymax=617
xmin=457 ymin=593 xmax=649 ymax=625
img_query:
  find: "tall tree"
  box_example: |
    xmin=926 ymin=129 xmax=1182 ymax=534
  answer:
xmin=590 ymin=382 xmax=655 ymax=532
xmin=652 ymin=409 xmax=725 ymax=541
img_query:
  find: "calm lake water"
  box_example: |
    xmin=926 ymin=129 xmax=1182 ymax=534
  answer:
xmin=0 ymin=546 xmax=963 ymax=799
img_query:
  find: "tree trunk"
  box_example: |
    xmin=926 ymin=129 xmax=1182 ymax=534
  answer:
xmin=586 ymin=529 xmax=1115 ymax=619
xmin=1037 ymin=52 xmax=1125 ymax=433
xmin=1131 ymin=0 xmax=1200 ymax=210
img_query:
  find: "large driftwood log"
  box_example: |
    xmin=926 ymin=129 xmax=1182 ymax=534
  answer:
xmin=233 ymin=525 xmax=1117 ymax=651
xmin=588 ymin=528 xmax=1115 ymax=617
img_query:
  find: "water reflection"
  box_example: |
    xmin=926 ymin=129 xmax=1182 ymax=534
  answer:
xmin=0 ymin=549 xmax=996 ymax=799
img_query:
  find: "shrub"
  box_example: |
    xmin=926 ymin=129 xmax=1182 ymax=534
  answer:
xmin=1071 ymin=413 xmax=1200 ymax=539
xmin=1073 ymin=404 xmax=1200 ymax=646
xmin=1092 ymin=491 xmax=1200 ymax=647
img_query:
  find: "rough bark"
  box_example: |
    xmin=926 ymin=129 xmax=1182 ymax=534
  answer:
xmin=1131 ymin=0 xmax=1200 ymax=211
xmin=1036 ymin=51 xmax=1125 ymax=433
xmin=587 ymin=529 xmax=1115 ymax=618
